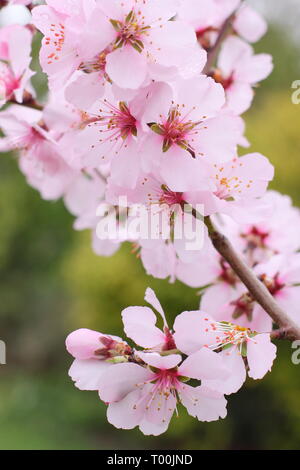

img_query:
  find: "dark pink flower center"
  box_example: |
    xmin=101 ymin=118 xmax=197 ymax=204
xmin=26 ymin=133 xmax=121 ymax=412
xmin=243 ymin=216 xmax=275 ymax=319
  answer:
xmin=219 ymin=259 xmax=237 ymax=286
xmin=159 ymin=186 xmax=184 ymax=207
xmin=111 ymin=11 xmax=150 ymax=52
xmin=241 ymin=226 xmax=270 ymax=249
xmin=260 ymin=273 xmax=285 ymax=296
xmin=91 ymin=100 xmax=137 ymax=143
xmin=79 ymin=49 xmax=109 ymax=74
xmin=151 ymin=106 xmax=199 ymax=156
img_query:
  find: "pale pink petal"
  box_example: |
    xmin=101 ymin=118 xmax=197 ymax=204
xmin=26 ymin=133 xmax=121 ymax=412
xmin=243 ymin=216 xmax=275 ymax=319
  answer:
xmin=66 ymin=328 xmax=106 ymax=359
xmin=136 ymin=352 xmax=182 ymax=370
xmin=218 ymin=36 xmax=251 ymax=77
xmin=121 ymin=306 xmax=165 ymax=348
xmin=147 ymin=20 xmax=197 ymax=69
xmin=7 ymin=25 xmax=32 ymax=78
xmin=180 ymin=384 xmax=227 ymax=422
xmin=69 ymin=358 xmax=111 ymax=391
xmin=225 ymin=81 xmax=254 ymax=115
xmin=179 ymin=348 xmax=229 ymax=381
xmin=160 ymin=146 xmax=212 ymax=192
xmin=236 ymin=54 xmax=273 ymax=84
xmin=234 ymin=4 xmax=267 ymax=43
xmin=65 ymin=72 xmax=105 ymax=110
xmin=98 ymin=362 xmax=152 ymax=403
xmin=247 ymin=334 xmax=277 ymax=380
xmin=201 ymin=283 xmax=236 ymax=316
xmin=107 ymin=389 xmax=143 ymax=430
xmin=202 ymin=347 xmax=246 ymax=394
xmin=109 ymin=138 xmax=141 ymax=189
xmin=139 ymin=418 xmax=170 ymax=436
xmin=193 ymin=115 xmax=240 ymax=162
xmin=173 ymin=310 xmax=218 ymax=355
xmin=106 ymin=46 xmax=147 ymax=90
xmin=144 ymin=287 xmax=167 ymax=326
xmin=175 ymin=75 xmax=225 ymax=120
xmin=145 ymin=385 xmax=176 ymax=431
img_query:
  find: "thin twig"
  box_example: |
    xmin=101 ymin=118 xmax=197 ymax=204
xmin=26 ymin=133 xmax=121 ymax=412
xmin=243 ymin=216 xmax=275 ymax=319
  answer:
xmin=202 ymin=11 xmax=236 ymax=75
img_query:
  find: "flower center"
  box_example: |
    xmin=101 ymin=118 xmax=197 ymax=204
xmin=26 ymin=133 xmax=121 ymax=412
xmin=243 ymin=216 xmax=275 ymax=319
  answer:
xmin=205 ymin=319 xmax=256 ymax=351
xmin=110 ymin=10 xmax=150 ymax=52
xmin=0 ymin=63 xmax=19 ymax=98
xmin=231 ymin=292 xmax=255 ymax=321
xmin=79 ymin=49 xmax=109 ymax=74
xmin=211 ymin=69 xmax=234 ymax=90
xmin=213 ymin=161 xmax=254 ymax=201
xmin=260 ymin=273 xmax=285 ymax=296
xmin=151 ymin=106 xmax=200 ymax=156
xmin=91 ymin=100 xmax=137 ymax=142
xmin=219 ymin=259 xmax=238 ymax=286
xmin=159 ymin=185 xmax=184 ymax=207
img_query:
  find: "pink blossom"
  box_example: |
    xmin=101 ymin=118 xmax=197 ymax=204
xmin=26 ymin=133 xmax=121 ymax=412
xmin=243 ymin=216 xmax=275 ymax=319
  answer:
xmin=255 ymin=254 xmax=300 ymax=327
xmin=32 ymin=0 xmax=115 ymax=89
xmin=64 ymin=172 xmax=123 ymax=257
xmin=215 ymin=191 xmax=300 ymax=264
xmin=192 ymin=153 xmax=274 ymax=221
xmin=97 ymin=0 xmax=206 ymax=89
xmin=98 ymin=351 xmax=228 ymax=435
xmin=173 ymin=311 xmax=277 ymax=393
xmin=33 ymin=0 xmax=206 ymax=91
xmin=69 ymin=84 xmax=146 ymax=188
xmin=0 ymin=105 xmax=74 ymax=200
xmin=214 ymin=36 xmax=273 ymax=115
xmin=122 ymin=287 xmax=176 ymax=351
xmin=66 ymin=328 xmax=131 ymax=390
xmin=233 ymin=4 xmax=267 ymax=43
xmin=140 ymin=77 xmax=243 ymax=191
xmin=178 ymin=0 xmax=240 ymax=40
xmin=0 ymin=25 xmax=34 ymax=106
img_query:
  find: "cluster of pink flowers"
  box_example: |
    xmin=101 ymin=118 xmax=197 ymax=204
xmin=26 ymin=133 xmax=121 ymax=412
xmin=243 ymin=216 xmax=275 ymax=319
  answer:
xmin=66 ymin=288 xmax=277 ymax=435
xmin=0 ymin=0 xmax=298 ymax=435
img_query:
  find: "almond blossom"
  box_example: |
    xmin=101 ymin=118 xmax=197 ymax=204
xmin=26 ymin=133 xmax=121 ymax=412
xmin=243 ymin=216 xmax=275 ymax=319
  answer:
xmin=213 ymin=36 xmax=273 ymax=115
xmin=1 ymin=0 xmax=296 ymax=439
xmin=102 ymin=352 xmax=228 ymax=435
xmin=0 ymin=24 xmax=34 ymax=106
xmin=173 ymin=310 xmax=277 ymax=394
xmin=33 ymin=0 xmax=206 ymax=92
xmin=66 ymin=328 xmax=132 ymax=390
xmin=0 ymin=105 xmax=75 ymax=200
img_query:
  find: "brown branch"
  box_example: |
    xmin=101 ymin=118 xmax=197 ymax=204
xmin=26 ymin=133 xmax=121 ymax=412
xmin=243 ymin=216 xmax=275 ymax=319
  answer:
xmin=8 ymin=91 xmax=44 ymax=112
xmin=204 ymin=216 xmax=300 ymax=341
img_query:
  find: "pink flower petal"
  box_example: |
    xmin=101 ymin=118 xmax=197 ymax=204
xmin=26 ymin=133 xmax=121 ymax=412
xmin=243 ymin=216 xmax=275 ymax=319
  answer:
xmin=122 ymin=306 xmax=165 ymax=348
xmin=68 ymin=358 xmax=111 ymax=391
xmin=247 ymin=334 xmax=277 ymax=380
xmin=98 ymin=362 xmax=152 ymax=403
xmin=179 ymin=348 xmax=229 ymax=381
xmin=173 ymin=310 xmax=217 ymax=355
xmin=106 ymin=46 xmax=147 ymax=90
xmin=136 ymin=352 xmax=182 ymax=370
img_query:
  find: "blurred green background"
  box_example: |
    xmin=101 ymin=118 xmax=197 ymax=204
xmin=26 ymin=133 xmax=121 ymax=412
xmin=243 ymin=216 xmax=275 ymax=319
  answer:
xmin=0 ymin=2 xmax=300 ymax=450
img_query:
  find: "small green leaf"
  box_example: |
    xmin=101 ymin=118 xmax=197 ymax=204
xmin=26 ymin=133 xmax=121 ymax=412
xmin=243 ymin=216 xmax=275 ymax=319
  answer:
xmin=151 ymin=124 xmax=165 ymax=135
xmin=241 ymin=342 xmax=248 ymax=357
xmin=125 ymin=10 xmax=134 ymax=23
xmin=163 ymin=139 xmax=172 ymax=153
xmin=110 ymin=19 xmax=122 ymax=31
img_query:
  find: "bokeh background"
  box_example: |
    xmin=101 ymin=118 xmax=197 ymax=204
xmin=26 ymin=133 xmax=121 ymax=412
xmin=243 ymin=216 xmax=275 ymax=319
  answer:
xmin=0 ymin=0 xmax=300 ymax=450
